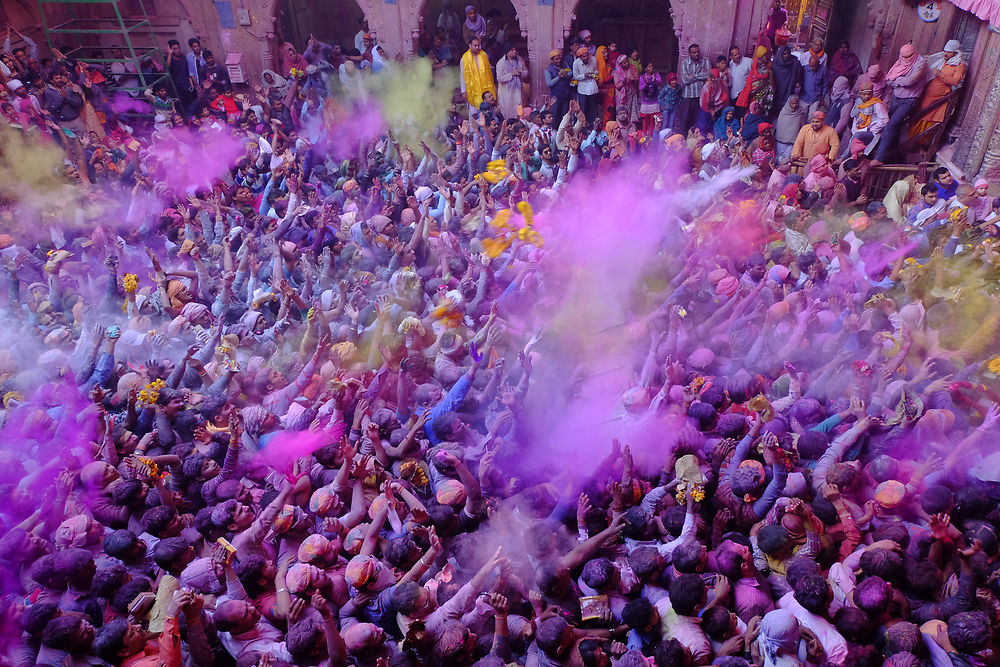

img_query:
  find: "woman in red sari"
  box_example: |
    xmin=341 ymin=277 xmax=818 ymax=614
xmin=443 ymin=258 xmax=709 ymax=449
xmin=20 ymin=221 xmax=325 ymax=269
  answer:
xmin=737 ymin=46 xmax=775 ymax=118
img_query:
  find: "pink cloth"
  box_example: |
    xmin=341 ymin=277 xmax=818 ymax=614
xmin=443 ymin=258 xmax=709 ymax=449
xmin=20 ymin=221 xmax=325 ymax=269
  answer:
xmin=886 ymin=45 xmax=917 ymax=81
xmin=949 ymin=0 xmax=1000 ymax=30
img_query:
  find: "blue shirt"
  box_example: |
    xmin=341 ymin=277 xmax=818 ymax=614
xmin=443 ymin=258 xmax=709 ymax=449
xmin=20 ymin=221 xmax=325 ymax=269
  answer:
xmin=801 ymin=64 xmax=828 ymax=104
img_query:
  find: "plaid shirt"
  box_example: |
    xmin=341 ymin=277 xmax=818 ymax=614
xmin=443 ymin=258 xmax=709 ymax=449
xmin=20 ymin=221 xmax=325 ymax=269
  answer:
xmin=680 ymin=57 xmax=710 ymax=98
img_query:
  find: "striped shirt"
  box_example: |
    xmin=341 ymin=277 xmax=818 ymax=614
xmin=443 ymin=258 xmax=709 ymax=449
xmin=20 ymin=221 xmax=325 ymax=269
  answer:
xmin=680 ymin=57 xmax=710 ymax=98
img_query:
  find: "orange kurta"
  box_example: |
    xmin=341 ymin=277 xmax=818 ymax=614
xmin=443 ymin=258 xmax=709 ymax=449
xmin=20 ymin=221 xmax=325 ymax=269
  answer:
xmin=916 ymin=62 xmax=965 ymax=125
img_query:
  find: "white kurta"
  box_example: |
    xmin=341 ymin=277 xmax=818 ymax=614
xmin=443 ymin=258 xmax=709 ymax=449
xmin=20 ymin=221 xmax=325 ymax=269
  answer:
xmin=495 ymin=55 xmax=527 ymax=118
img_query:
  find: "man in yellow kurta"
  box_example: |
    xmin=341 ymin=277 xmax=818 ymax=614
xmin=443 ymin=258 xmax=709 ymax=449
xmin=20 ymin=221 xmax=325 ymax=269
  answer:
xmin=461 ymin=36 xmax=496 ymax=111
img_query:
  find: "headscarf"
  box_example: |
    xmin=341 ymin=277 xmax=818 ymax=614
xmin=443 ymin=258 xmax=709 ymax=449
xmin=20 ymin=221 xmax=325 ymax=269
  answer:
xmin=741 ymin=101 xmax=766 ymax=141
xmin=856 ymin=64 xmax=888 ymax=100
xmin=605 ymin=121 xmax=625 ymax=158
xmin=261 ymin=69 xmax=288 ymax=89
xmin=757 ymin=609 xmax=801 ymax=667
xmin=775 ymin=96 xmax=807 ymax=144
xmin=464 ymin=5 xmax=487 ymax=35
xmin=54 ymin=515 xmax=94 ymax=548
xmin=180 ymin=557 xmax=224 ymax=594
xmin=596 ymin=46 xmax=612 ymax=84
xmin=804 ymin=154 xmax=837 ymax=197
xmin=771 ymin=46 xmax=802 ymax=109
xmin=928 ymin=40 xmax=964 ymax=70
xmin=737 ymin=47 xmax=770 ymax=108
xmin=831 ymin=76 xmax=851 ymax=103
xmin=886 ymin=44 xmax=919 ymax=81
xmin=345 ymin=555 xmax=379 ymax=588
xmin=714 ymin=106 xmax=739 ymax=140
xmin=165 ymin=280 xmax=188 ymax=309
xmin=180 ymin=301 xmax=210 ymax=323
xmin=830 ymin=45 xmax=862 ymax=83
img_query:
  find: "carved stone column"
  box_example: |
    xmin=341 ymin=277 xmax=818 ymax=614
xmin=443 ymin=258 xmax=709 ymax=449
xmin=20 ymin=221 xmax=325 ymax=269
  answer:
xmin=954 ymin=26 xmax=1000 ymax=177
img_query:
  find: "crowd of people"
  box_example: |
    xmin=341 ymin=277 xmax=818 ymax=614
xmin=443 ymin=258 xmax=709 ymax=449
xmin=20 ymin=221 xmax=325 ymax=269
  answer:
xmin=1 ymin=5 xmax=1000 ymax=667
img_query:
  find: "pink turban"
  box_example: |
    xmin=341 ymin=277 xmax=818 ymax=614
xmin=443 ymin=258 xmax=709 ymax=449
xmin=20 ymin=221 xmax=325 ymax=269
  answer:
xmin=708 ymin=268 xmax=729 ymax=284
xmin=716 ymin=276 xmax=739 ymax=297
xmin=343 ymin=524 xmax=368 ymax=555
xmin=287 ymin=562 xmax=321 ymax=594
xmin=875 ymin=480 xmax=906 ymax=508
xmin=623 ymin=386 xmax=651 ymax=413
xmin=767 ymin=301 xmax=790 ymax=320
xmin=974 ymin=179 xmax=989 ymax=190
xmin=345 ymin=555 xmax=379 ymax=588
xmin=180 ymin=302 xmax=210 ymax=323
xmin=769 ymin=265 xmax=790 ymax=283
xmin=180 ymin=557 xmax=224 ymax=594
xmin=689 ymin=347 xmax=715 ymax=369
xmin=343 ymin=623 xmax=382 ymax=653
xmin=849 ymin=212 xmax=871 ymax=231
xmin=54 ymin=515 xmax=94 ymax=548
xmin=309 ymin=486 xmax=340 ymax=516
xmin=899 ymin=44 xmax=916 ymax=59
xmin=298 ymin=534 xmax=331 ymax=564
xmin=436 ymin=479 xmax=467 ymax=506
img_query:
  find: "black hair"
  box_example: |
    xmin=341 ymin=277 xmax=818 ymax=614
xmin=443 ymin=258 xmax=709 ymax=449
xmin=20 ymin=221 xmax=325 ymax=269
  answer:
xmin=797 ymin=430 xmax=829 ymax=459
xmin=581 ymin=557 xmax=617 ymax=591
xmin=670 ymin=541 xmax=704 ymax=574
xmin=92 ymin=563 xmax=130 ymax=598
xmin=22 ymin=602 xmax=59 ymax=636
xmin=391 ymin=581 xmax=424 ymax=616
xmin=110 ymin=577 xmax=151 ymax=614
xmin=653 ymin=638 xmax=688 ymax=667
xmin=948 ymin=611 xmax=991 ymax=653
xmin=794 ymin=573 xmax=831 ymax=614
xmin=621 ymin=597 xmax=654 ymax=630
xmin=168 ymin=39 xmax=180 ymax=48
xmin=668 ymin=573 xmax=705 ymax=616
xmin=834 ymin=607 xmax=871 ymax=643
xmin=42 ymin=615 xmax=92 ymax=653
xmin=104 ymin=529 xmax=141 ymax=560
xmin=94 ymin=618 xmax=129 ymax=662
xmin=152 ymin=537 xmax=190 ymax=572
xmin=629 ymin=546 xmax=664 ymax=580
xmin=701 ymin=605 xmax=734 ymax=639
xmin=859 ymin=548 xmax=903 ymax=584
xmin=188 ymin=37 xmax=201 ymax=47
xmin=141 ymin=505 xmax=177 ymax=537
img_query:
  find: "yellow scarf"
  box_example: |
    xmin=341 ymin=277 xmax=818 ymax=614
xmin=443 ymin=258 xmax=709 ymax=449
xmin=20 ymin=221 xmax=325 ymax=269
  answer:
xmin=461 ymin=49 xmax=496 ymax=107
xmin=856 ymin=95 xmax=883 ymax=129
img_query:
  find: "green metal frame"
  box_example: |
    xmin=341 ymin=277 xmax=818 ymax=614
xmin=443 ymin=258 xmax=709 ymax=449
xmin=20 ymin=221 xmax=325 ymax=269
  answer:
xmin=37 ymin=0 xmax=171 ymax=101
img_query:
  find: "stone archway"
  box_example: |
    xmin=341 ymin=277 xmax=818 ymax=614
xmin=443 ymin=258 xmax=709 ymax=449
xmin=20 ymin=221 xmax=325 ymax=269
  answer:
xmin=406 ymin=0 xmax=533 ymax=60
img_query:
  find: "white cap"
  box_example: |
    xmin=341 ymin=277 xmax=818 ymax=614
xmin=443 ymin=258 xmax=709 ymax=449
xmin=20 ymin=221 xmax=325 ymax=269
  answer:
xmin=944 ymin=39 xmax=961 ymax=53
xmin=6 ymin=79 xmax=23 ymax=92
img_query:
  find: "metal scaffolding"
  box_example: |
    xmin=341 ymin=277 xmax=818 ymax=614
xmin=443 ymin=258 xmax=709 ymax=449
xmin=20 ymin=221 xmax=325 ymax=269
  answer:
xmin=36 ymin=0 xmax=170 ymax=102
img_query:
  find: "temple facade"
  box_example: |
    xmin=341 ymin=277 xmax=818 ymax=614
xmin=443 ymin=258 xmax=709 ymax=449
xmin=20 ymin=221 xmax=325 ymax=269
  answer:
xmin=3 ymin=0 xmax=1000 ymax=176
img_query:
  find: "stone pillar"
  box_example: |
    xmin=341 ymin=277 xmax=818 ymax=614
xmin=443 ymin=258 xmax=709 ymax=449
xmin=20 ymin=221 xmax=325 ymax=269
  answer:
xmin=953 ymin=26 xmax=1000 ymax=177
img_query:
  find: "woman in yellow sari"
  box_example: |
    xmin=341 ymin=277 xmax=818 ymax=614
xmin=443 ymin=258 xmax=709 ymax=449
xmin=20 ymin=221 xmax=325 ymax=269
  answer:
xmin=460 ymin=36 xmax=496 ymax=111
xmin=596 ymin=46 xmax=615 ymax=123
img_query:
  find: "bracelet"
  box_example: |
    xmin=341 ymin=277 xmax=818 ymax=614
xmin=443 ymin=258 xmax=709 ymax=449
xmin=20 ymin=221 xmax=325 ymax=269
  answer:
xmin=277 ymin=588 xmax=288 ymax=594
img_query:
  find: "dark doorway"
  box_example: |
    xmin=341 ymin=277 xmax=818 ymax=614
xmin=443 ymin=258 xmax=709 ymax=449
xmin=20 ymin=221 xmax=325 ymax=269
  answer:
xmin=570 ymin=0 xmax=678 ymax=73
xmin=279 ymin=0 xmax=364 ymax=53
